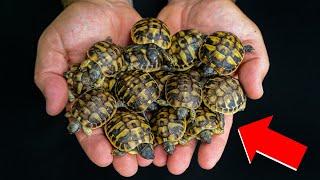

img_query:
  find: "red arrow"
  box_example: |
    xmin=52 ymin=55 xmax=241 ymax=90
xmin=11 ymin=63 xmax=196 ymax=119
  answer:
xmin=238 ymin=116 xmax=307 ymax=171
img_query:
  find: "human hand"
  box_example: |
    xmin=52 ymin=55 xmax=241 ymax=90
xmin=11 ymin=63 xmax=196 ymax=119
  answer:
xmin=34 ymin=0 xmax=149 ymax=177
xmin=155 ymin=0 xmax=269 ymax=174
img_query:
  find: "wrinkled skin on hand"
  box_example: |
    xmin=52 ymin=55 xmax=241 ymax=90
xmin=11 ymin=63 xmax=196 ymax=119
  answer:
xmin=34 ymin=0 xmax=152 ymax=177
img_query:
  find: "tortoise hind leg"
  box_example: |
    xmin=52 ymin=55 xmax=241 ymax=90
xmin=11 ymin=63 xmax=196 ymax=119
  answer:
xmin=199 ymin=130 xmax=213 ymax=144
xmin=163 ymin=141 xmax=175 ymax=155
xmin=136 ymin=143 xmax=154 ymax=159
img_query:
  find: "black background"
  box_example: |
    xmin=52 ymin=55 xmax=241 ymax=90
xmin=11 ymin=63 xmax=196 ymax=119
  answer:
xmin=3 ymin=0 xmax=320 ymax=179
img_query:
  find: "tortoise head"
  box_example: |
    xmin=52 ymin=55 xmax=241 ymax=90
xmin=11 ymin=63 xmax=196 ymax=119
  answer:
xmin=67 ymin=120 xmax=81 ymax=134
xmin=199 ymin=130 xmax=213 ymax=144
xmin=88 ymin=64 xmax=101 ymax=82
xmin=136 ymin=143 xmax=154 ymax=159
xmin=177 ymin=107 xmax=189 ymax=120
xmin=243 ymin=45 xmax=254 ymax=53
xmin=163 ymin=141 xmax=175 ymax=155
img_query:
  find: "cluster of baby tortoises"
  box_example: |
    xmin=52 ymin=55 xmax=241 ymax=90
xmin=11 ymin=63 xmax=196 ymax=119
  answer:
xmin=64 ymin=18 xmax=253 ymax=160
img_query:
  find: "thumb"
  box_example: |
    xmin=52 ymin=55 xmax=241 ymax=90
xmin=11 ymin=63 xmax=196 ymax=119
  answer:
xmin=35 ymin=73 xmax=68 ymax=116
xmin=35 ymin=29 xmax=69 ymax=116
xmin=238 ymin=39 xmax=269 ymax=99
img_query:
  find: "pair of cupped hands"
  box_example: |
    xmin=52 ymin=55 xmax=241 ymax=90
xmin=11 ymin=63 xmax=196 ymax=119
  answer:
xmin=35 ymin=0 xmax=269 ymax=177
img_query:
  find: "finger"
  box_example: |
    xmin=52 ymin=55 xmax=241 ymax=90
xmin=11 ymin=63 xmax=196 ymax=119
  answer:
xmin=167 ymin=140 xmax=197 ymax=175
xmin=137 ymin=154 xmax=153 ymax=167
xmin=113 ymin=154 xmax=138 ymax=177
xmin=157 ymin=3 xmax=184 ymax=34
xmin=35 ymin=29 xmax=69 ymax=115
xmin=153 ymin=145 xmax=168 ymax=167
xmin=197 ymin=115 xmax=233 ymax=170
xmin=238 ymin=35 xmax=269 ymax=100
xmin=76 ymin=128 xmax=113 ymax=167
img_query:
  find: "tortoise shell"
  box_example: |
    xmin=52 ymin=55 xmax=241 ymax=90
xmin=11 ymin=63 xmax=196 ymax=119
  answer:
xmin=64 ymin=63 xmax=104 ymax=102
xmin=167 ymin=29 xmax=204 ymax=71
xmin=202 ymin=76 xmax=246 ymax=114
xmin=101 ymin=77 xmax=116 ymax=92
xmin=104 ymin=111 xmax=154 ymax=155
xmin=123 ymin=43 xmax=164 ymax=72
xmin=151 ymin=107 xmax=186 ymax=154
xmin=150 ymin=70 xmax=174 ymax=98
xmin=66 ymin=89 xmax=117 ymax=133
xmin=183 ymin=106 xmax=224 ymax=143
xmin=131 ymin=18 xmax=171 ymax=49
xmin=83 ymin=39 xmax=125 ymax=77
xmin=165 ymin=72 xmax=202 ymax=110
xmin=199 ymin=31 xmax=249 ymax=75
xmin=115 ymin=70 xmax=160 ymax=112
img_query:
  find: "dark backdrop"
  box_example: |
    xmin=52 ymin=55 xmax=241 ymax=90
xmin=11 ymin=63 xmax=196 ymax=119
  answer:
xmin=3 ymin=0 xmax=319 ymax=179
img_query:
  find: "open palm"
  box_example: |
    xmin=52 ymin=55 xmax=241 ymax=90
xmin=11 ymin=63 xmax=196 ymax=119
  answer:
xmin=35 ymin=0 xmax=269 ymax=177
xmin=34 ymin=0 xmax=149 ymax=177
xmin=155 ymin=0 xmax=269 ymax=174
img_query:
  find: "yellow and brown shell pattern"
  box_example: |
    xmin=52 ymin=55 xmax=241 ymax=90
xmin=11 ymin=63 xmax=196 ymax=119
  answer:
xmin=183 ymin=106 xmax=225 ymax=144
xmin=115 ymin=70 xmax=160 ymax=112
xmin=104 ymin=111 xmax=154 ymax=158
xmin=66 ymin=89 xmax=117 ymax=135
xmin=131 ymin=18 xmax=171 ymax=49
xmin=202 ymin=76 xmax=246 ymax=115
xmin=151 ymin=107 xmax=187 ymax=154
xmin=165 ymin=72 xmax=202 ymax=111
xmin=123 ymin=43 xmax=164 ymax=72
xmin=167 ymin=29 xmax=204 ymax=71
xmin=151 ymin=70 xmax=174 ymax=98
xmin=64 ymin=63 xmax=104 ymax=102
xmin=83 ymin=40 xmax=125 ymax=77
xmin=199 ymin=31 xmax=253 ymax=75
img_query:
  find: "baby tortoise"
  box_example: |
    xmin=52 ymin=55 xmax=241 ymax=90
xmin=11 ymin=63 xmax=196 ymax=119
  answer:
xmin=64 ymin=63 xmax=104 ymax=102
xmin=115 ymin=70 xmax=160 ymax=116
xmin=82 ymin=38 xmax=125 ymax=77
xmin=131 ymin=18 xmax=171 ymax=49
xmin=199 ymin=31 xmax=254 ymax=75
xmin=202 ymin=76 xmax=246 ymax=114
xmin=123 ymin=43 xmax=172 ymax=72
xmin=181 ymin=106 xmax=224 ymax=144
xmin=158 ymin=72 xmax=202 ymax=121
xmin=104 ymin=111 xmax=154 ymax=159
xmin=65 ymin=89 xmax=117 ymax=135
xmin=165 ymin=29 xmax=205 ymax=71
xmin=151 ymin=107 xmax=187 ymax=154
